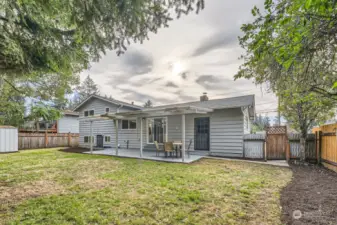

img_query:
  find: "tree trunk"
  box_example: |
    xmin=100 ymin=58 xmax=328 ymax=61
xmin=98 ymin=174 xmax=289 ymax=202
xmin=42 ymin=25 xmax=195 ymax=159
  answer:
xmin=299 ymin=137 xmax=306 ymax=162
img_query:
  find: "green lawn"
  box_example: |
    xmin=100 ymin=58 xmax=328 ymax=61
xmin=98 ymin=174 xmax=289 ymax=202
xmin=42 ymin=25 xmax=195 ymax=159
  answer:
xmin=0 ymin=149 xmax=292 ymax=225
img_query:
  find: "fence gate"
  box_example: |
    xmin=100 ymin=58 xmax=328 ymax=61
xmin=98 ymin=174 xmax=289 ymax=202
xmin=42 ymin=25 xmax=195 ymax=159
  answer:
xmin=266 ymin=126 xmax=287 ymax=160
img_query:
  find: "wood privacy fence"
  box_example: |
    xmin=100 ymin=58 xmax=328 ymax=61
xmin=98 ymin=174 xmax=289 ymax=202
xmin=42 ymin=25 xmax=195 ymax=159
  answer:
xmin=244 ymin=125 xmax=337 ymax=172
xmin=18 ymin=133 xmax=79 ymax=150
xmin=243 ymin=132 xmax=316 ymax=161
xmin=288 ymin=133 xmax=316 ymax=161
xmin=317 ymin=130 xmax=337 ymax=172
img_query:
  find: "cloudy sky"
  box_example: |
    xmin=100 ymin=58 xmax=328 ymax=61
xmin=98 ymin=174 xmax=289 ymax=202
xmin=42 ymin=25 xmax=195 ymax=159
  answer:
xmin=80 ymin=0 xmax=278 ymax=117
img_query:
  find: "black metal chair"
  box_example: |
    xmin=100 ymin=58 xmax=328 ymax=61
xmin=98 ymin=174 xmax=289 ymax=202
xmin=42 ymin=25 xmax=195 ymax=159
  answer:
xmin=186 ymin=139 xmax=193 ymax=158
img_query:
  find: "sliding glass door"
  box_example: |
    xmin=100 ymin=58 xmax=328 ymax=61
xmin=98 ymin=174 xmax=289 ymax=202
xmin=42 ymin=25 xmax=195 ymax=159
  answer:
xmin=147 ymin=118 xmax=167 ymax=143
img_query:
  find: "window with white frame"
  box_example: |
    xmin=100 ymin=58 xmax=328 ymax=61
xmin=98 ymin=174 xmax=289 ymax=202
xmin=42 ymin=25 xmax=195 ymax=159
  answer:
xmin=105 ymin=136 xmax=111 ymax=142
xmin=121 ymin=120 xmax=137 ymax=129
xmin=84 ymin=136 xmax=94 ymax=143
xmin=84 ymin=110 xmax=94 ymax=117
xmin=105 ymin=108 xmax=110 ymax=113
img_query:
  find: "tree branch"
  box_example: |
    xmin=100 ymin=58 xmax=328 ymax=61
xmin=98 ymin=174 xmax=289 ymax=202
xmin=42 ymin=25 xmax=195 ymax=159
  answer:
xmin=3 ymin=78 xmax=24 ymax=94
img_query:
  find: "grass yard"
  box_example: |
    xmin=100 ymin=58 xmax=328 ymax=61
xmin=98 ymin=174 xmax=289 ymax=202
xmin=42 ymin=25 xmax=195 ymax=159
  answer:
xmin=0 ymin=149 xmax=292 ymax=225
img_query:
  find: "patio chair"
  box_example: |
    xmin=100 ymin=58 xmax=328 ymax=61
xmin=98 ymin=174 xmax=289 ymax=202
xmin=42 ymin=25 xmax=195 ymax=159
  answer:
xmin=154 ymin=141 xmax=164 ymax=156
xmin=186 ymin=139 xmax=193 ymax=158
xmin=164 ymin=142 xmax=175 ymax=158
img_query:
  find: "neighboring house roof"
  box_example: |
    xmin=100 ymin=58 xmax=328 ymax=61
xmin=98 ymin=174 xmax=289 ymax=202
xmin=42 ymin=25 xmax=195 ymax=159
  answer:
xmin=73 ymin=94 xmax=143 ymax=111
xmin=63 ymin=110 xmax=79 ymax=117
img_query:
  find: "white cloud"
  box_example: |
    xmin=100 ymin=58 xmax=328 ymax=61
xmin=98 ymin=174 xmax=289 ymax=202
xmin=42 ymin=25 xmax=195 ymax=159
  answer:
xmin=80 ymin=0 xmax=277 ymax=113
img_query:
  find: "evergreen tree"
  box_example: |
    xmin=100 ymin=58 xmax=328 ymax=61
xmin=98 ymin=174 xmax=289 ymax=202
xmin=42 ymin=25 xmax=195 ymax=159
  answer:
xmin=144 ymin=100 xmax=153 ymax=108
xmin=77 ymin=75 xmax=100 ymax=101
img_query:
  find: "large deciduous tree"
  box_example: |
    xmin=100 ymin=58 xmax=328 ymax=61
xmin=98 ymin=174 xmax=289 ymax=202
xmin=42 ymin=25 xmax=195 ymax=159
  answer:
xmin=235 ymin=0 xmax=337 ymax=99
xmin=235 ymin=0 xmax=337 ymax=161
xmin=279 ymin=85 xmax=335 ymax=161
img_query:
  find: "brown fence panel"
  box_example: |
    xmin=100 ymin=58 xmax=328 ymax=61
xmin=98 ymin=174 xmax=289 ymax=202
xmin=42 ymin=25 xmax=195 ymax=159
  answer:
xmin=321 ymin=132 xmax=337 ymax=168
xmin=19 ymin=133 xmax=79 ymax=150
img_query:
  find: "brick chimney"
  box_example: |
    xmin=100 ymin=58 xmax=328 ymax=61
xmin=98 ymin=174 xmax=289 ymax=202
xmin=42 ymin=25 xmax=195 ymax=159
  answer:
xmin=200 ymin=92 xmax=209 ymax=102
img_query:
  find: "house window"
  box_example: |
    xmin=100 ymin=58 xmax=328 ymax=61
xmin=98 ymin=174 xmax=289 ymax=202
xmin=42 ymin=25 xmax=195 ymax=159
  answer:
xmin=122 ymin=120 xmax=129 ymax=129
xmin=105 ymin=108 xmax=110 ymax=113
xmin=122 ymin=120 xmax=137 ymax=129
xmin=84 ymin=136 xmax=94 ymax=143
xmin=129 ymin=120 xmax=137 ymax=129
xmin=105 ymin=136 xmax=111 ymax=142
xmin=84 ymin=110 xmax=94 ymax=117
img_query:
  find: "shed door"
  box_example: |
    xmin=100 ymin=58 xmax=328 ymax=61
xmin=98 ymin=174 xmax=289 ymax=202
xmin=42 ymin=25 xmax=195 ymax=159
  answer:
xmin=194 ymin=118 xmax=210 ymax=151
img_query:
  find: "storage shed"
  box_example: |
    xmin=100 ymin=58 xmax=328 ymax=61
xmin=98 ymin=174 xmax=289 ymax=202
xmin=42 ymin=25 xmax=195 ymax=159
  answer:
xmin=0 ymin=126 xmax=18 ymax=153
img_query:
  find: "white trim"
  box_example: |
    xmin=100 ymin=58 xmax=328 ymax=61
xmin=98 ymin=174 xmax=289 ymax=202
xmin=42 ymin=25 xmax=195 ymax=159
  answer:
xmin=104 ymin=135 xmax=111 ymax=143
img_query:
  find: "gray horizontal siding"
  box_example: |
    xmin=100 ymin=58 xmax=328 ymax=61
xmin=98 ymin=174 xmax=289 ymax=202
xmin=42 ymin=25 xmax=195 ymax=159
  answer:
xmin=79 ymin=119 xmax=142 ymax=149
xmin=57 ymin=116 xmax=79 ymax=133
xmin=79 ymin=120 xmax=115 ymax=148
xmin=76 ymin=97 xmax=141 ymax=149
xmin=167 ymin=115 xmax=182 ymax=142
xmin=209 ymin=109 xmax=244 ymax=157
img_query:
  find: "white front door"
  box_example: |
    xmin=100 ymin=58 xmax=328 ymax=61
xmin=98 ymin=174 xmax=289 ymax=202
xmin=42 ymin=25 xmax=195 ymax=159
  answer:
xmin=147 ymin=118 xmax=167 ymax=143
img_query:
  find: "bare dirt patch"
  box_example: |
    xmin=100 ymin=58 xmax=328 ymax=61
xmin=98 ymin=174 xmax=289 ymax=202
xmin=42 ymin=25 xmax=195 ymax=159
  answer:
xmin=0 ymin=180 xmax=65 ymax=205
xmin=281 ymin=162 xmax=337 ymax=225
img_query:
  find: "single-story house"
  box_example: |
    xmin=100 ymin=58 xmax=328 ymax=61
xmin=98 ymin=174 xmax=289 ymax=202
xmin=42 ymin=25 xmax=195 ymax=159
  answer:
xmin=74 ymin=93 xmax=255 ymax=159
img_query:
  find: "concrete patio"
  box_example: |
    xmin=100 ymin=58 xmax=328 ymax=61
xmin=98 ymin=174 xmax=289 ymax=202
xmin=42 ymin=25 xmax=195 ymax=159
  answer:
xmin=83 ymin=148 xmax=204 ymax=163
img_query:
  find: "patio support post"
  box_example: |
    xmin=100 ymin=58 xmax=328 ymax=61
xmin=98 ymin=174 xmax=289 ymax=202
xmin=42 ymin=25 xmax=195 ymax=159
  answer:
xmin=182 ymin=114 xmax=186 ymax=162
xmin=114 ymin=119 xmax=119 ymax=156
xmin=90 ymin=121 xmax=93 ymax=154
xmin=140 ymin=118 xmax=143 ymax=158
